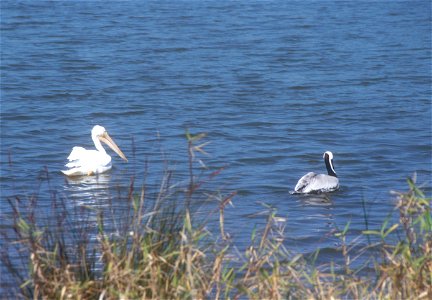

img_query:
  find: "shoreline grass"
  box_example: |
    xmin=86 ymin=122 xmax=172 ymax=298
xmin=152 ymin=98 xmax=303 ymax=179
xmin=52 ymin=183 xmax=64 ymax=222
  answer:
xmin=1 ymin=133 xmax=431 ymax=299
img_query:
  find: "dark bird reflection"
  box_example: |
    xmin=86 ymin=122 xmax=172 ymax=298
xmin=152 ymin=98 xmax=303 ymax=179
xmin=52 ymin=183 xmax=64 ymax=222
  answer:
xmin=298 ymin=193 xmax=334 ymax=207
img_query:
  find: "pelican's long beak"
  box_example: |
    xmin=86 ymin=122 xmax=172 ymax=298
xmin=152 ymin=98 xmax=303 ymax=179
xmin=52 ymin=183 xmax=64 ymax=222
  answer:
xmin=99 ymin=132 xmax=128 ymax=162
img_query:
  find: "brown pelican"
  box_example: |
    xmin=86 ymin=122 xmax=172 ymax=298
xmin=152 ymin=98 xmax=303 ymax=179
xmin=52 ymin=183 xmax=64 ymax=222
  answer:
xmin=291 ymin=151 xmax=339 ymax=194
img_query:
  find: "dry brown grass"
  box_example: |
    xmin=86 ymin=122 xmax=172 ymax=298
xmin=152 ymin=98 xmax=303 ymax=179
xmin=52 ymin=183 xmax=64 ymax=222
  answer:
xmin=2 ymin=133 xmax=431 ymax=299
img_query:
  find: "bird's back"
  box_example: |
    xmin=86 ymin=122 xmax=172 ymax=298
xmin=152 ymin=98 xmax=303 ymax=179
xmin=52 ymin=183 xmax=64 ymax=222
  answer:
xmin=63 ymin=147 xmax=112 ymax=176
xmin=293 ymin=172 xmax=339 ymax=194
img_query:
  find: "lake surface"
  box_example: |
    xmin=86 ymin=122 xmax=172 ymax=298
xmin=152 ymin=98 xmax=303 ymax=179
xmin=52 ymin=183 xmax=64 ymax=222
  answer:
xmin=1 ymin=0 xmax=431 ymax=292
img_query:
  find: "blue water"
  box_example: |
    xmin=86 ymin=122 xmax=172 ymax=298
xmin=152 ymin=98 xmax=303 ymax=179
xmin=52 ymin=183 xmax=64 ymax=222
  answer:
xmin=1 ymin=0 xmax=431 ymax=291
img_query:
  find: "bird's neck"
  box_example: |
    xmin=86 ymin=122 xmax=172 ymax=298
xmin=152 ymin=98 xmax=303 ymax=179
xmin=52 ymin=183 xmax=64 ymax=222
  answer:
xmin=325 ymin=158 xmax=337 ymax=177
xmin=92 ymin=135 xmax=107 ymax=154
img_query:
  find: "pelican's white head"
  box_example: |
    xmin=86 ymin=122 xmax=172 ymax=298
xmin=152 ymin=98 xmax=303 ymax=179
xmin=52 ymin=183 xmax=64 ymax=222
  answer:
xmin=91 ymin=125 xmax=128 ymax=162
xmin=92 ymin=125 xmax=106 ymax=137
xmin=323 ymin=151 xmax=333 ymax=160
xmin=323 ymin=151 xmax=337 ymax=177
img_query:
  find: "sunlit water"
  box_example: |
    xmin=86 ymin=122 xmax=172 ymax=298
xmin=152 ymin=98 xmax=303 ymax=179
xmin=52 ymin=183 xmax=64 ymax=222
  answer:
xmin=1 ymin=0 xmax=431 ymax=292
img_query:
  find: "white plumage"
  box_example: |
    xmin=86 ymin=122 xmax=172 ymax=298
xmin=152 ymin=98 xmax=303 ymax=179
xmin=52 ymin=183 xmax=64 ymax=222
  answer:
xmin=291 ymin=151 xmax=339 ymax=194
xmin=61 ymin=125 xmax=127 ymax=176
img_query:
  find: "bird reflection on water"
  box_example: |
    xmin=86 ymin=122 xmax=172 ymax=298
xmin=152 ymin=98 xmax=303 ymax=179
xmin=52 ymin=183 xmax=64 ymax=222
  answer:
xmin=64 ymin=172 xmax=113 ymax=208
xmin=297 ymin=193 xmax=334 ymax=207
xmin=62 ymin=171 xmax=133 ymax=236
xmin=62 ymin=172 xmax=120 ymax=237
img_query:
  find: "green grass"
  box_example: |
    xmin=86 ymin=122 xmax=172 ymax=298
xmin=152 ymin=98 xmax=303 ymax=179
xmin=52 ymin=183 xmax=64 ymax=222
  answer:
xmin=2 ymin=132 xmax=431 ymax=299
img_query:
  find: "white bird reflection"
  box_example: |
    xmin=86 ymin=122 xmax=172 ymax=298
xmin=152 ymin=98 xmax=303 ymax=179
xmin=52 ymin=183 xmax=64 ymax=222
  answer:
xmin=61 ymin=172 xmax=123 ymax=274
xmin=62 ymin=172 xmax=131 ymax=240
xmin=63 ymin=173 xmax=113 ymax=208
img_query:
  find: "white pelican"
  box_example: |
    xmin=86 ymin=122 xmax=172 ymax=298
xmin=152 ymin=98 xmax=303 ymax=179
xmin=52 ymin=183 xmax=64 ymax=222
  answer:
xmin=61 ymin=125 xmax=127 ymax=176
xmin=291 ymin=151 xmax=339 ymax=194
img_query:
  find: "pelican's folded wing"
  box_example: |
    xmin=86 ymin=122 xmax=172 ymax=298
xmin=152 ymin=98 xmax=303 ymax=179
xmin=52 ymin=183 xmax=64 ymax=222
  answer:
xmin=61 ymin=168 xmax=84 ymax=176
xmin=62 ymin=147 xmax=88 ymax=176
xmin=293 ymin=172 xmax=317 ymax=194
xmin=66 ymin=147 xmax=87 ymax=161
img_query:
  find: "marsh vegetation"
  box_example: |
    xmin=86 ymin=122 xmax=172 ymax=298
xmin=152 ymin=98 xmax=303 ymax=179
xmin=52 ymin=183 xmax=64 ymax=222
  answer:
xmin=2 ymin=133 xmax=431 ymax=299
